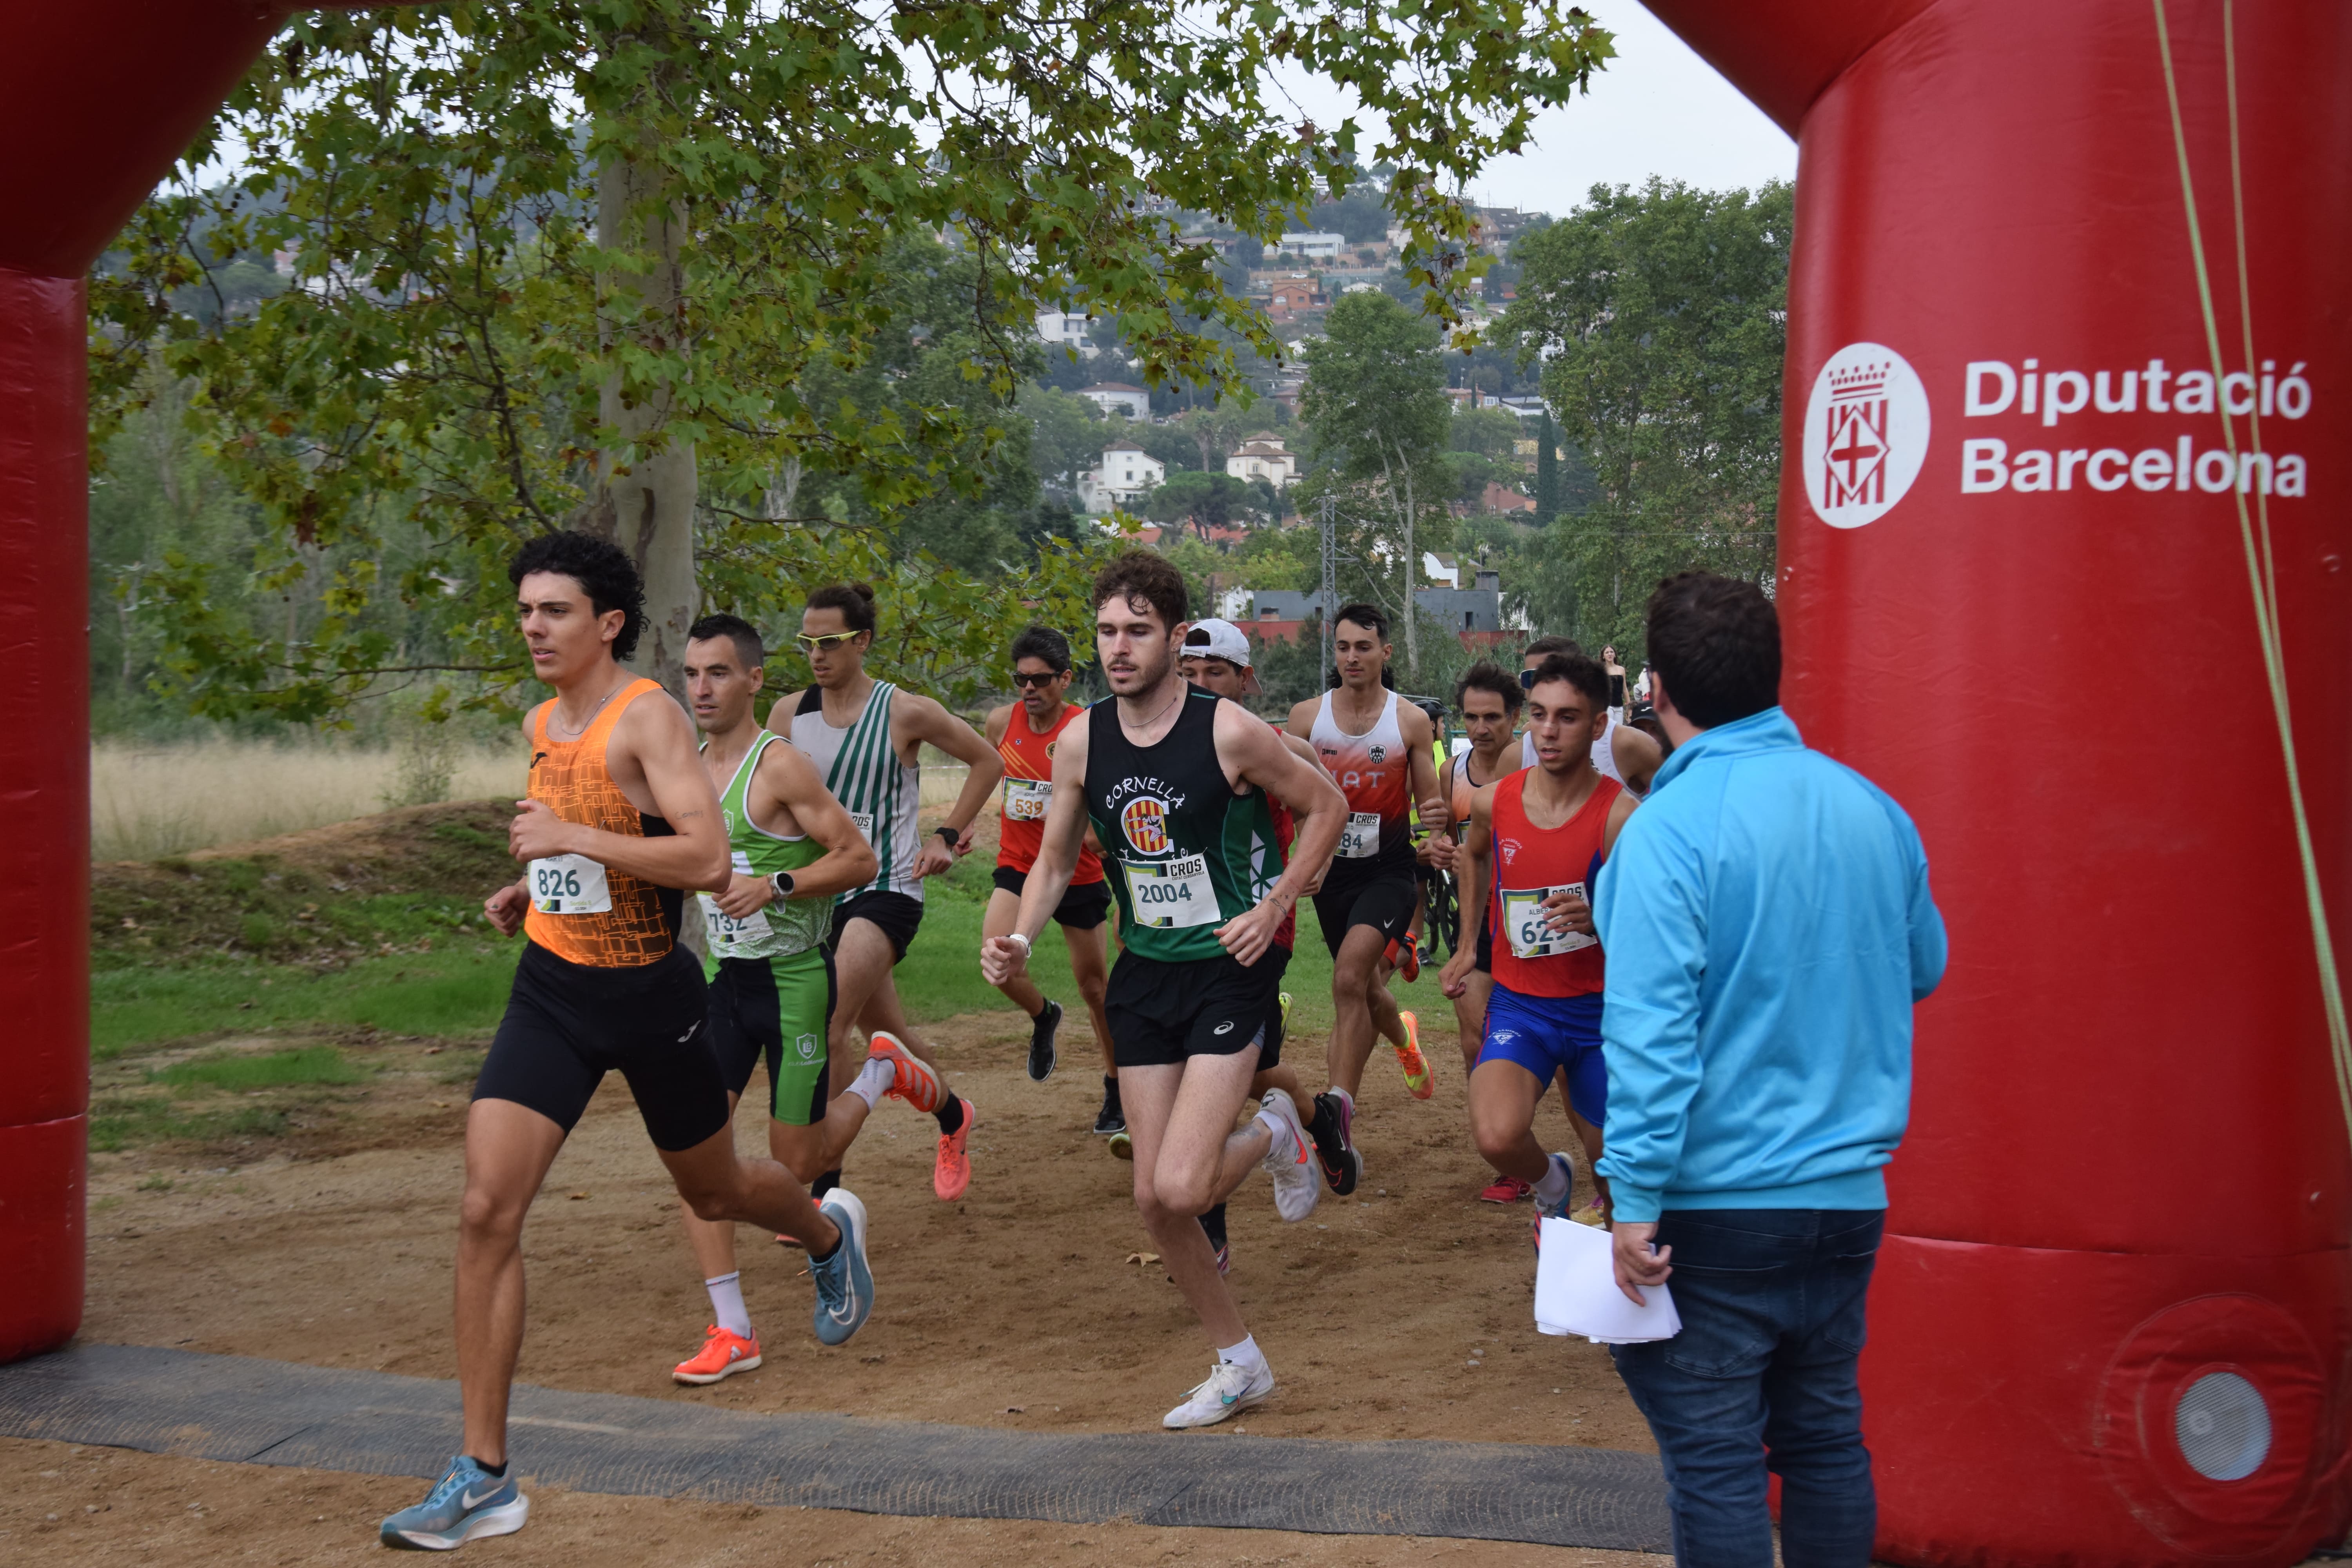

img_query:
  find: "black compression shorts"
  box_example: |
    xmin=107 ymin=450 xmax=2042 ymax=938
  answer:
xmin=474 ymin=942 xmax=727 ymax=1152
xmin=829 ymin=888 xmax=923 ymax=962
xmin=1104 ymin=949 xmax=1281 ymax=1070
xmin=991 ymin=865 xmax=1113 ymax=931
xmin=1310 ymin=871 xmax=1419 ymax=959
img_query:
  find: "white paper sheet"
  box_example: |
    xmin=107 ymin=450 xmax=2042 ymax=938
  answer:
xmin=1533 ymin=1216 xmax=1682 ymax=1343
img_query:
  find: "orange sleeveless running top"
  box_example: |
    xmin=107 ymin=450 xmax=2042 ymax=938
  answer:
xmin=996 ymin=702 xmax=1104 ymax=885
xmin=523 ymin=679 xmax=681 ymax=968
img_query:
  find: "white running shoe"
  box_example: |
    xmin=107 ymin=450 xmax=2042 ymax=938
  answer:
xmin=1258 ymin=1091 xmax=1319 ymax=1223
xmin=1161 ymin=1359 xmax=1274 ymax=1429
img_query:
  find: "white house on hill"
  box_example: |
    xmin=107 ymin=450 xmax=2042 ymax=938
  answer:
xmin=1076 ymin=382 xmax=1149 ymax=418
xmin=1036 ymin=310 xmax=1094 ymax=354
xmin=1077 ymin=442 xmax=1165 ymax=515
xmin=1225 ymin=433 xmax=1299 ymax=490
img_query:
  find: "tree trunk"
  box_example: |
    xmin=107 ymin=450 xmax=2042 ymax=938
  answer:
xmin=1383 ymin=436 xmax=1419 ymax=676
xmin=582 ymin=113 xmax=697 ymax=701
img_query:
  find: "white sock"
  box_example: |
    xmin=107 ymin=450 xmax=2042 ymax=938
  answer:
xmin=704 ymin=1271 xmax=751 ymax=1338
xmin=846 ymin=1056 xmax=895 ymax=1109
xmin=1532 ymin=1155 xmax=1572 ymax=1209
xmin=1218 ymin=1334 xmax=1269 ymax=1375
xmin=1254 ymin=1105 xmax=1294 ymax=1161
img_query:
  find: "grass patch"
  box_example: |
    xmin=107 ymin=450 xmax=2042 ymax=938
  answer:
xmin=88 ymin=1097 xmax=291 ymax=1153
xmin=94 ymin=945 xmax=521 ymax=1059
xmin=148 ymin=1045 xmax=366 ymax=1092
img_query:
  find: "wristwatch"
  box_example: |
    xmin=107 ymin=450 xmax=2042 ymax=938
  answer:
xmin=768 ymin=869 xmax=796 ymax=900
xmin=936 ymin=825 xmax=960 ymax=847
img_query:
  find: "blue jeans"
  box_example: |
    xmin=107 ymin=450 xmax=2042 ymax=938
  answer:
xmin=1609 ymin=1209 xmax=1884 ymax=1568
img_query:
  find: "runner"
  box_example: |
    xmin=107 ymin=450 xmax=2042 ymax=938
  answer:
xmin=669 ymin=614 xmax=945 ymax=1387
xmin=769 ymin=582 xmax=1005 ymax=1203
xmin=379 ymin=536 xmax=873 ymax=1551
xmin=1442 ymin=651 xmax=1636 ymax=1229
xmin=982 ymin=626 xmax=1118 ymax=1127
xmin=1519 ymin=637 xmax=1662 ymax=797
xmin=983 ymin=552 xmax=1344 ymax=1427
xmin=1430 ymin=663 xmax=1528 ymax=1201
xmin=1178 ymin=617 xmax=1324 ymax=1274
xmin=1286 ymin=604 xmax=1447 ymax=1197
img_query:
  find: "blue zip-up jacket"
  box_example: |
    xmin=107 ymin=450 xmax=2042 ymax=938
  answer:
xmin=1592 ymin=707 xmax=1947 ymax=1223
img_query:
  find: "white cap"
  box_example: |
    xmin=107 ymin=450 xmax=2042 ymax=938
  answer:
xmin=1182 ymin=617 xmax=1254 ymax=668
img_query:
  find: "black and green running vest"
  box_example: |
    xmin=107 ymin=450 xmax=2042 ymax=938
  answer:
xmin=1085 ymin=688 xmax=1283 ymax=964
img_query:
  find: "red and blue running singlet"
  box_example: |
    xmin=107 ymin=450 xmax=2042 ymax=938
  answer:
xmin=1488 ymin=769 xmax=1622 ymax=998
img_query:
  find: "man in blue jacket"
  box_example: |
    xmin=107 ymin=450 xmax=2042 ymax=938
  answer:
xmin=1593 ymin=572 xmax=1947 ymax=1568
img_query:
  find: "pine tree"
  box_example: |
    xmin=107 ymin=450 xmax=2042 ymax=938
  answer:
xmin=1534 ymin=410 xmax=1559 ymax=524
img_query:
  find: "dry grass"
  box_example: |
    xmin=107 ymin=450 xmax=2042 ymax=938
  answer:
xmin=92 ymin=740 xmax=524 ymax=861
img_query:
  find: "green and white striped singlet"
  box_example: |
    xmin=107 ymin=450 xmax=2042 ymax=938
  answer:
xmin=788 ymin=681 xmax=922 ymax=902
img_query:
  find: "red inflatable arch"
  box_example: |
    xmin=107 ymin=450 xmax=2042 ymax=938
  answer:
xmin=2 ymin=4 xmax=2346 ymax=1564
xmin=1646 ymin=0 xmax=2352 ymax=1562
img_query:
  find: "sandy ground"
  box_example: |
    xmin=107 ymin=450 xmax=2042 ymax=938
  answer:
xmin=63 ymin=1003 xmax=1653 ymax=1558
xmin=0 ymin=1437 xmax=1653 ymax=1567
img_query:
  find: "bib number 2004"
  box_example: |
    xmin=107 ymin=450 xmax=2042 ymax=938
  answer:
xmin=529 ymin=854 xmax=612 ymax=915
xmin=1123 ymin=853 xmax=1219 ymax=929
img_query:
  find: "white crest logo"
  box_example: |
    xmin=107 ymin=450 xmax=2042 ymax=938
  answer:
xmin=1803 ymin=343 xmax=1930 ymax=529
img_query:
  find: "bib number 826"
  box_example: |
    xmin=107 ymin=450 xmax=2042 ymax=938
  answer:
xmin=534 ymin=864 xmax=583 ymax=900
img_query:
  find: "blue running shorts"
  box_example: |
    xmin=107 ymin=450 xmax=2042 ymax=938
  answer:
xmin=1478 ymin=986 xmax=1606 ymax=1126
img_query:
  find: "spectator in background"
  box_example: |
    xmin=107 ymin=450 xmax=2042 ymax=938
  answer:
xmin=1594 ymin=572 xmax=1947 ymax=1568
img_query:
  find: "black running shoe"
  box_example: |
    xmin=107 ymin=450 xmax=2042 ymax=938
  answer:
xmin=1199 ymin=1204 xmax=1231 ymax=1276
xmin=1027 ymin=998 xmax=1062 ymax=1082
xmin=1308 ymin=1092 xmax=1361 ymax=1196
xmin=1094 ymin=1077 xmax=1125 ymax=1135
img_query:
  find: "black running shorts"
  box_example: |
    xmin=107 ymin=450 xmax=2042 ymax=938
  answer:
xmin=990 ymin=865 xmax=1113 ymax=930
xmin=1104 ymin=949 xmax=1280 ymax=1070
xmin=828 ymin=888 xmax=923 ymax=962
xmin=1311 ymin=868 xmax=1419 ymax=959
xmin=474 ymin=942 xmax=728 ymax=1152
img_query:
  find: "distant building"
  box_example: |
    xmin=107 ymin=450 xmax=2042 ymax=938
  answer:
xmin=1036 ymin=310 xmax=1094 ymax=354
xmin=1247 ymin=572 xmax=1506 ymax=647
xmin=1076 ymin=383 xmax=1149 ymax=419
xmin=1480 ymin=482 xmax=1535 ymax=515
xmin=1076 ymin=441 xmax=1165 ymax=515
xmin=1276 ymin=231 xmax=1345 ymax=261
xmin=1265 ymin=277 xmax=1316 ymax=318
xmin=1226 ymin=434 xmax=1299 ymax=490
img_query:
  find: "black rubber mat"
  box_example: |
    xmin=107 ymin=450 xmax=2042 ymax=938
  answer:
xmin=0 ymin=1343 xmax=1669 ymax=1550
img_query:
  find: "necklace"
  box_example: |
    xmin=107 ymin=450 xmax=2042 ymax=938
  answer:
xmin=1118 ymin=682 xmax=1185 ymax=739
xmin=550 ymin=677 xmax=626 ymax=741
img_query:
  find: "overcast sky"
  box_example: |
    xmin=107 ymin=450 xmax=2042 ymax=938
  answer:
xmin=1276 ymin=5 xmax=1797 ymax=220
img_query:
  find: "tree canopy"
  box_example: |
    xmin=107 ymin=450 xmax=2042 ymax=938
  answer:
xmin=92 ymin=0 xmax=1615 ymax=720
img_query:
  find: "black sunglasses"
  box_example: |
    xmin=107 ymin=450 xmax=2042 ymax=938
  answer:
xmin=1013 ymin=669 xmax=1065 ymax=688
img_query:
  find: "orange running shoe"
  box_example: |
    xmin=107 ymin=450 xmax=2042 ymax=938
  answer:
xmin=869 ymin=1031 xmax=942 ymax=1113
xmin=934 ymin=1100 xmax=975 ymax=1201
xmin=1394 ymin=1010 xmax=1434 ymax=1099
xmin=672 ymin=1325 xmax=762 ymax=1385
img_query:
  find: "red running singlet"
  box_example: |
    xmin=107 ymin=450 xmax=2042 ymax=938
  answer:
xmin=996 ymin=702 xmax=1104 ymax=885
xmin=1488 ymin=769 xmax=1622 ymax=999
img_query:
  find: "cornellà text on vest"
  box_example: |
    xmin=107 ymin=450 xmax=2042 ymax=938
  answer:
xmin=1957 ymin=357 xmax=2311 ymax=498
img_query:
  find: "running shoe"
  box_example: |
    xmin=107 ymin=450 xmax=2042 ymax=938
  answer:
xmin=1394 ymin=1011 xmax=1434 ymax=1100
xmin=1478 ymin=1175 xmax=1534 ymax=1204
xmin=869 ymin=1031 xmax=942 ymax=1113
xmin=1307 ymin=1091 xmax=1361 ymax=1196
xmin=1093 ymin=1078 xmax=1126 ymax=1136
xmin=379 ymin=1454 xmax=528 ymax=1551
xmin=1162 ymin=1360 xmax=1274 ymax=1429
xmin=1258 ymin=1090 xmax=1319 ymax=1222
xmin=1278 ymin=991 xmax=1293 ymax=1031
xmin=1200 ymin=1206 xmax=1230 ymax=1275
xmin=1572 ymin=1196 xmax=1611 ymax=1228
xmin=1529 ymin=1152 xmax=1578 ymax=1253
xmin=934 ymin=1100 xmax=975 ymax=1200
xmin=1212 ymin=1241 xmax=1232 ymax=1276
xmin=1027 ymin=998 xmax=1062 ymax=1082
xmin=809 ymin=1189 xmax=873 ymax=1346
xmin=1108 ymin=1130 xmax=1134 ymax=1161
xmin=672 ymin=1325 xmax=762 ymax=1386
xmin=1387 ymin=932 xmax=1421 ymax=983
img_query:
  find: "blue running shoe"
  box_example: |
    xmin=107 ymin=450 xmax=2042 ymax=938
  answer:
xmin=810 ymin=1188 xmax=873 ymax=1346
xmin=379 ymin=1454 xmax=528 ymax=1551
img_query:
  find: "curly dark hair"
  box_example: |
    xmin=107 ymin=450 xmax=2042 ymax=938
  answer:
xmin=509 ymin=532 xmax=646 ymax=662
xmin=1454 ymin=661 xmax=1523 ymax=714
xmin=1091 ymin=550 xmax=1189 ymax=633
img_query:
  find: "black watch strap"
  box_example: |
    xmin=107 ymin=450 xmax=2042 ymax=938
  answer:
xmin=936 ymin=825 xmax=959 ymax=846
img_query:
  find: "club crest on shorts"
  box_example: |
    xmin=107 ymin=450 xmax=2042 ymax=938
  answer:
xmin=1120 ymin=795 xmax=1172 ymax=855
xmin=795 ymin=1032 xmax=820 ymax=1062
xmin=1802 ymin=341 xmax=1930 ymax=529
